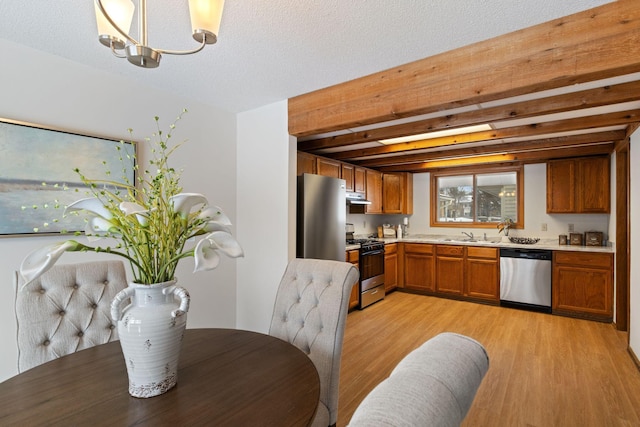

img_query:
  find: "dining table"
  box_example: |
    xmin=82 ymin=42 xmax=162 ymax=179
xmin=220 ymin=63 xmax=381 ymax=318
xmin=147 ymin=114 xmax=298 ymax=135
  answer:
xmin=0 ymin=328 xmax=320 ymax=426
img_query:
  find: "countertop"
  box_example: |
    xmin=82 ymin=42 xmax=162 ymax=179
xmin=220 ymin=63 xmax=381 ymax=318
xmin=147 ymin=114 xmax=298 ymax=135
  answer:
xmin=346 ymin=234 xmax=614 ymax=253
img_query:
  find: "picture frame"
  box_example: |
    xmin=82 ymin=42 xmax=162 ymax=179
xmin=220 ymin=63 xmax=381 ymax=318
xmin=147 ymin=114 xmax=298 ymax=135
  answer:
xmin=0 ymin=117 xmax=136 ymax=236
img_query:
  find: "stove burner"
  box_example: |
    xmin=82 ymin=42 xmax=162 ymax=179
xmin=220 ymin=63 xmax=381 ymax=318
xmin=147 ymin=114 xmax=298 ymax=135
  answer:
xmin=347 ymin=239 xmax=385 ymax=252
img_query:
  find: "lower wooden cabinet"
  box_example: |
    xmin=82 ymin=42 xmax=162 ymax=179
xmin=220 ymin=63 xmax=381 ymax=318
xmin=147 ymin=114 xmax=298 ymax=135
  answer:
xmin=346 ymin=249 xmax=360 ymax=310
xmin=465 ymin=246 xmax=499 ymax=301
xmin=400 ymin=243 xmax=499 ymax=303
xmin=402 ymin=243 xmax=435 ymax=292
xmin=552 ymin=251 xmax=613 ymax=322
xmin=384 ymin=243 xmax=398 ymax=293
xmin=435 ymin=245 xmax=464 ymax=295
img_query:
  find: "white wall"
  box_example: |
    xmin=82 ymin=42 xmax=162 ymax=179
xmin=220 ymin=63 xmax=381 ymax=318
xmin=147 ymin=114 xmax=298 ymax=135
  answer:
xmin=629 ymin=132 xmax=640 ymax=356
xmin=236 ymin=101 xmax=292 ymax=332
xmin=348 ymin=163 xmax=611 ymax=240
xmin=0 ymin=39 xmax=238 ymax=381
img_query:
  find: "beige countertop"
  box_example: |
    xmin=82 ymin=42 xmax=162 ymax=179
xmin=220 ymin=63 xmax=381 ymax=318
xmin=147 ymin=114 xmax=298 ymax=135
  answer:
xmin=347 ymin=234 xmax=614 ymax=253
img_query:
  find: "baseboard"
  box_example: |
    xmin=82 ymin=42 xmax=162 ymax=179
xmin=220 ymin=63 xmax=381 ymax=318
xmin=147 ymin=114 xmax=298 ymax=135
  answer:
xmin=628 ymin=346 xmax=640 ymax=372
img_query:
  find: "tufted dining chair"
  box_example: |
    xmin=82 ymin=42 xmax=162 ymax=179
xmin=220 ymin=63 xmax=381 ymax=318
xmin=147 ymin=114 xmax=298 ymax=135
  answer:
xmin=269 ymin=258 xmax=359 ymax=427
xmin=14 ymin=260 xmax=128 ymax=373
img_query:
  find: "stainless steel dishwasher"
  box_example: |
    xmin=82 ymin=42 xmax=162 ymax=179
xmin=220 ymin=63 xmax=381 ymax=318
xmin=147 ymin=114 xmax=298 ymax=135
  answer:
xmin=500 ymin=248 xmax=552 ymax=313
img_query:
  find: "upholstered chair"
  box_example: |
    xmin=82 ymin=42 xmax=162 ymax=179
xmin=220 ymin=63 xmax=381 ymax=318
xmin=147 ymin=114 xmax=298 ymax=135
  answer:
xmin=348 ymin=332 xmax=490 ymax=427
xmin=14 ymin=260 xmax=128 ymax=373
xmin=269 ymin=258 xmax=359 ymax=427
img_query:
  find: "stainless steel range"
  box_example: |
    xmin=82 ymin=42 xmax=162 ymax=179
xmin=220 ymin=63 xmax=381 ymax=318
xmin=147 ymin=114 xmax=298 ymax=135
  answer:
xmin=347 ymin=239 xmax=385 ymax=308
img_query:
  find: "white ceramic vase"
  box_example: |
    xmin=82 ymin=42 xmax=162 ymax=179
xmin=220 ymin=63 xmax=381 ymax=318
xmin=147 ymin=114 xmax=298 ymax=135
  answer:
xmin=111 ymin=279 xmax=190 ymax=398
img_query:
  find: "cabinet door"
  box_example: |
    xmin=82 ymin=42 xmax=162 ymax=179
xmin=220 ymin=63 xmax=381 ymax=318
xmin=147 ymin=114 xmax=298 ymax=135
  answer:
xmin=383 ymin=173 xmax=402 ymax=214
xmin=577 ymin=156 xmax=610 ymax=213
xmin=346 ymin=250 xmax=360 ymax=310
xmin=552 ymin=265 xmax=612 ymax=319
xmin=365 ymin=169 xmax=383 ymax=214
xmin=436 ymin=256 xmax=464 ymax=295
xmin=317 ymin=157 xmax=341 ymax=178
xmin=342 ymin=163 xmax=355 ymax=192
xmin=384 ymin=244 xmax=398 ymax=292
xmin=297 ymin=152 xmax=316 ymax=176
xmin=403 ymin=244 xmax=434 ymax=291
xmin=465 ymin=246 xmax=499 ymax=301
xmin=354 ymin=167 xmax=366 ymax=193
xmin=547 ymin=159 xmax=575 ymax=213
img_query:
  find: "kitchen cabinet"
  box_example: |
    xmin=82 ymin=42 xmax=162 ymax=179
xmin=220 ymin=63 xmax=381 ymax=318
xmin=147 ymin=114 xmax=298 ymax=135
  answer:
xmin=402 ymin=243 xmax=435 ymax=292
xmin=354 ymin=167 xmax=366 ymax=193
xmin=465 ymin=246 xmax=499 ymax=301
xmin=547 ymin=156 xmax=610 ymax=213
xmin=346 ymin=249 xmax=360 ymax=310
xmin=297 ymin=151 xmax=316 ymax=176
xmin=382 ymin=172 xmax=413 ymax=214
xmin=365 ymin=169 xmax=383 ymax=214
xmin=317 ymin=157 xmax=342 ymax=179
xmin=384 ymin=243 xmax=398 ymax=293
xmin=552 ymin=251 xmax=613 ymax=322
xmin=342 ymin=163 xmax=355 ymax=192
xmin=435 ymin=245 xmax=464 ymax=295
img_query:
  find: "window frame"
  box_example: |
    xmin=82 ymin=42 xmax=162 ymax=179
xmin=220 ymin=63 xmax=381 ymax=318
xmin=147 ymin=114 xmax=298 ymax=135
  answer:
xmin=430 ymin=165 xmax=524 ymax=229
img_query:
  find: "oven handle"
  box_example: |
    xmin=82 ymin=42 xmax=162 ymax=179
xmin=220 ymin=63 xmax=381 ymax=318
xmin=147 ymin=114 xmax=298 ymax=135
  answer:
xmin=361 ymin=249 xmax=384 ymax=257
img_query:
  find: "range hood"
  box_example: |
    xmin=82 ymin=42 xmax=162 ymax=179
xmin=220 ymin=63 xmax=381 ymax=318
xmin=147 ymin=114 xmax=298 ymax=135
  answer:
xmin=346 ymin=192 xmax=371 ymax=205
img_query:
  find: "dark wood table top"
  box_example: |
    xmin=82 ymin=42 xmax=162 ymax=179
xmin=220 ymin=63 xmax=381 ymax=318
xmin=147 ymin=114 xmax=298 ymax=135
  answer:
xmin=0 ymin=328 xmax=320 ymax=426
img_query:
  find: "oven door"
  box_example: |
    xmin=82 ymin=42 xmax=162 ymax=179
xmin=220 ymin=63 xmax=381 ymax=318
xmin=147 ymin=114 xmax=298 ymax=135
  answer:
xmin=359 ymin=248 xmax=385 ymax=292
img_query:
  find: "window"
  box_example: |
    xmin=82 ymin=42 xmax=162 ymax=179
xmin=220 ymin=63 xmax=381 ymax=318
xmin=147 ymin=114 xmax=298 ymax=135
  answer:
xmin=430 ymin=166 xmax=523 ymax=228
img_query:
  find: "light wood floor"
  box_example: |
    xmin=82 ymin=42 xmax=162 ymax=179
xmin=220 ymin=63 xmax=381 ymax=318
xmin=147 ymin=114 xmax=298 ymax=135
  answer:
xmin=337 ymin=291 xmax=640 ymax=427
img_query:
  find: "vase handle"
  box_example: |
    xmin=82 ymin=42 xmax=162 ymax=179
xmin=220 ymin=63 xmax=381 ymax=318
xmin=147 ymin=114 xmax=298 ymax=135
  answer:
xmin=163 ymin=285 xmax=191 ymax=318
xmin=111 ymin=287 xmax=136 ymax=322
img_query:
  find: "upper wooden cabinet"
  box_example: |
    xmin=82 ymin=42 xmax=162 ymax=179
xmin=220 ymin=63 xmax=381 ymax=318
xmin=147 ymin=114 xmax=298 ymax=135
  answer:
xmin=366 ymin=169 xmax=383 ymax=214
xmin=342 ymin=163 xmax=355 ymax=192
xmin=547 ymin=156 xmax=610 ymax=214
xmin=354 ymin=167 xmax=366 ymax=193
xmin=382 ymin=172 xmax=413 ymax=214
xmin=297 ymin=151 xmax=316 ymax=176
xmin=316 ymin=157 xmax=342 ymax=179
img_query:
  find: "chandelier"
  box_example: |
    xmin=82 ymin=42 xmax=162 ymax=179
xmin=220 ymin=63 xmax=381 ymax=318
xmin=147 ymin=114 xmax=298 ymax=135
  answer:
xmin=94 ymin=0 xmax=224 ymax=68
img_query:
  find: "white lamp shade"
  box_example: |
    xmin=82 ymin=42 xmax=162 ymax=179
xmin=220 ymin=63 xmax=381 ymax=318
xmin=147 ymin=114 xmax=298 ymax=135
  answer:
xmin=94 ymin=0 xmax=134 ymax=41
xmin=189 ymin=0 xmax=225 ymax=38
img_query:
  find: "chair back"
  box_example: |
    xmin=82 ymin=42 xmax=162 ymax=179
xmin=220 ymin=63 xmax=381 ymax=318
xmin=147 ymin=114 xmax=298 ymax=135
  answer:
xmin=269 ymin=258 xmax=359 ymax=427
xmin=348 ymin=332 xmax=489 ymax=427
xmin=14 ymin=260 xmax=128 ymax=372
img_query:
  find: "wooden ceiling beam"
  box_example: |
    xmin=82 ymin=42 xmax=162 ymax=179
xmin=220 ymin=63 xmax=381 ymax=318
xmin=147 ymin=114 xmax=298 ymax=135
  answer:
xmin=354 ymin=130 xmax=626 ymax=168
xmin=378 ymin=143 xmax=615 ymax=173
xmin=327 ymin=109 xmax=639 ymax=161
xmin=289 ymin=0 xmax=640 ymax=137
xmin=298 ymin=80 xmax=640 ymax=151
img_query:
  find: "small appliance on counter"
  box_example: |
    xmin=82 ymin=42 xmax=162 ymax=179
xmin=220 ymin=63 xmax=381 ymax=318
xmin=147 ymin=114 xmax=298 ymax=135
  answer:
xmin=346 ymin=223 xmax=355 ymax=241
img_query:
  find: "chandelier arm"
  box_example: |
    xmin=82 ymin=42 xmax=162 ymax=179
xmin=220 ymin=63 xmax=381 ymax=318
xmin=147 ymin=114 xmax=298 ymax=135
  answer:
xmin=95 ymin=0 xmax=140 ymax=46
xmin=156 ymin=39 xmax=208 ymax=56
xmin=110 ymin=43 xmax=127 ymax=59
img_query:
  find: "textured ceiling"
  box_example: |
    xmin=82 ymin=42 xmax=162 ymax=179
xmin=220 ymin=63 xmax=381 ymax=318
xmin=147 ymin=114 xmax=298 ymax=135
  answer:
xmin=0 ymin=0 xmax=613 ymax=113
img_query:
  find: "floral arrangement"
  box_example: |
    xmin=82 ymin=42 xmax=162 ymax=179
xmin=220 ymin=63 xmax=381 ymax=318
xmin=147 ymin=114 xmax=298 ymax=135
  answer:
xmin=497 ymin=218 xmax=515 ymax=236
xmin=20 ymin=110 xmax=243 ymax=287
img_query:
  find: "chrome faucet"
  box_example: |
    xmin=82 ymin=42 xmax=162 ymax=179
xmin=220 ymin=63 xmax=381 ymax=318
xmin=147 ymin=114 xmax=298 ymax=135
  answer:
xmin=462 ymin=231 xmax=474 ymax=240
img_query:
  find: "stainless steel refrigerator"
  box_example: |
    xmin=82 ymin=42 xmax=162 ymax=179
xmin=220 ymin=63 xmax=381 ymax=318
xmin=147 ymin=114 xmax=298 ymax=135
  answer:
xmin=297 ymin=173 xmax=346 ymax=261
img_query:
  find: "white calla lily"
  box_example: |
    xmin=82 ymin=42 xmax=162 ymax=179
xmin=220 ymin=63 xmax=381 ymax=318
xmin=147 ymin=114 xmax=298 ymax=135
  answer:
xmin=170 ymin=193 xmax=208 ymax=218
xmin=120 ymin=201 xmax=149 ymax=226
xmin=20 ymin=240 xmax=84 ymax=288
xmin=64 ymin=197 xmax=113 ymax=220
xmin=194 ymin=231 xmax=244 ymax=272
xmin=198 ymin=206 xmax=232 ymax=233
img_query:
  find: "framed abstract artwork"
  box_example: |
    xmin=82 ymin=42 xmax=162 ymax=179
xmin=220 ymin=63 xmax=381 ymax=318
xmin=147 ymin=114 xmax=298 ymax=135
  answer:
xmin=0 ymin=118 xmax=136 ymax=236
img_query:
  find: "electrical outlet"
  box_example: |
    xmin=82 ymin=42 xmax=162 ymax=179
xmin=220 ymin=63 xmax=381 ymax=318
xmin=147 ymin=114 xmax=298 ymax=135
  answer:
xmin=541 ymin=223 xmax=547 ymax=231
xmin=568 ymin=223 xmax=574 ymax=232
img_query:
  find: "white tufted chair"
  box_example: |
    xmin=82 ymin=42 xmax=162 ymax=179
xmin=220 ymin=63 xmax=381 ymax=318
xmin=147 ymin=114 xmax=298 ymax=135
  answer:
xmin=14 ymin=260 xmax=128 ymax=373
xmin=269 ymin=258 xmax=359 ymax=427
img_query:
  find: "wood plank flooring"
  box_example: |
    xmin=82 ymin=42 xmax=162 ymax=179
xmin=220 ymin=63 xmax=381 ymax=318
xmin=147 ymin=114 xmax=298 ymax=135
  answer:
xmin=337 ymin=291 xmax=640 ymax=426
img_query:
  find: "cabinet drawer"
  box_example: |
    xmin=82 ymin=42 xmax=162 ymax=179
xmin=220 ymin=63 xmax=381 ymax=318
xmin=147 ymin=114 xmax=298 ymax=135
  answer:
xmin=436 ymin=245 xmax=464 ymax=257
xmin=554 ymin=252 xmax=612 ymax=269
xmin=385 ymin=243 xmax=397 ymax=255
xmin=467 ymin=246 xmax=498 ymax=259
xmin=346 ymin=250 xmax=359 ymax=263
xmin=403 ymin=243 xmax=434 ymax=255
